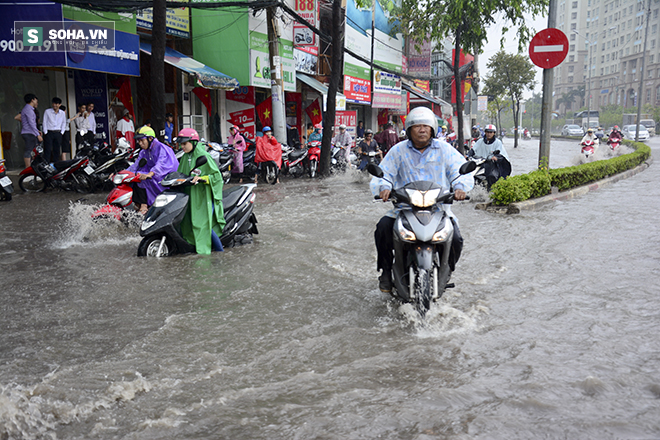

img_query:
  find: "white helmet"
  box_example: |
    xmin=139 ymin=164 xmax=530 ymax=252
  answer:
xmin=405 ymin=107 xmax=438 ymax=138
xmin=116 ymin=137 xmax=131 ymax=154
xmin=485 ymin=124 xmax=497 ymax=132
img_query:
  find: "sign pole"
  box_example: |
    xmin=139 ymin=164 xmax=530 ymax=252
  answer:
xmin=538 ymin=0 xmax=558 ymax=169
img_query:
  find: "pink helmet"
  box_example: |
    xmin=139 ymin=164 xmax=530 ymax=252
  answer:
xmin=176 ymin=128 xmax=199 ymax=143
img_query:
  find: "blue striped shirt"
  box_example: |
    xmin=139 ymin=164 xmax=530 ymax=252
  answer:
xmin=370 ymin=139 xmax=474 ymax=196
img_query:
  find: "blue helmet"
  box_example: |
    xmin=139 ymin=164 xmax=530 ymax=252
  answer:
xmin=262 ymin=126 xmax=272 ymax=133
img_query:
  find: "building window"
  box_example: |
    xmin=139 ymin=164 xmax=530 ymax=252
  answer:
xmin=572 ymin=12 xmax=577 ymax=19
xmin=569 ymin=55 xmax=575 ymax=62
xmin=571 ymin=23 xmax=577 ymax=30
xmin=572 ymin=1 xmax=578 ymax=7
xmin=570 ymin=44 xmax=575 ymax=52
xmin=656 ymin=85 xmax=660 ymax=101
xmin=569 ymin=65 xmax=574 ymax=72
xmin=571 ymin=33 xmax=576 ymax=41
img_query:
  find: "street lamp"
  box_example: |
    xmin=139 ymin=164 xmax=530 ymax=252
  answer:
xmin=573 ymin=30 xmax=593 ymax=131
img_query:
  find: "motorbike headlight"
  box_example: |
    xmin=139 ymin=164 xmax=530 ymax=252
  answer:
xmin=431 ymin=219 xmax=454 ymax=243
xmin=113 ymin=174 xmax=124 ymax=185
xmin=406 ymin=188 xmax=441 ymax=208
xmin=153 ymin=193 xmax=176 ymax=208
xmin=395 ymin=217 xmax=416 ymax=242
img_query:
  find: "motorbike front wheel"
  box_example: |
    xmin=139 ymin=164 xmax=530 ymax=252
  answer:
xmin=309 ymin=160 xmax=317 ymax=178
xmin=138 ymin=235 xmax=172 ymax=257
xmin=413 ymin=268 xmax=432 ymax=317
xmin=73 ymin=172 xmax=93 ymax=193
xmin=265 ymin=164 xmax=277 ymax=184
xmin=18 ymin=174 xmax=46 ymax=192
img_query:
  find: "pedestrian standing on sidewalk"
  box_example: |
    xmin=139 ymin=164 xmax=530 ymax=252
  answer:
xmin=87 ymin=102 xmax=97 ymax=139
xmin=42 ymin=97 xmax=67 ymax=162
xmin=20 ymin=94 xmax=42 ymax=168
xmin=60 ymin=105 xmax=71 ymax=160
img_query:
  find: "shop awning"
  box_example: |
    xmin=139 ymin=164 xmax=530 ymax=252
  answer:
xmin=296 ymin=72 xmax=329 ymax=94
xmin=140 ymin=42 xmax=239 ymax=90
xmin=402 ymin=83 xmax=443 ymax=106
xmin=296 ymin=72 xmax=346 ymax=110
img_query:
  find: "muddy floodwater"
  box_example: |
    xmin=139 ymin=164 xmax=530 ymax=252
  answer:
xmin=1 ymin=138 xmax=659 ymax=439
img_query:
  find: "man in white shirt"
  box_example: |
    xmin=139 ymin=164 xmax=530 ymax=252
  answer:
xmin=116 ymin=108 xmax=135 ymax=149
xmin=87 ymin=102 xmax=97 ymax=137
xmin=42 ymin=97 xmax=67 ymax=162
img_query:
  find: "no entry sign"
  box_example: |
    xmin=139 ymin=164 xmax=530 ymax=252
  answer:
xmin=528 ymin=28 xmax=568 ymax=69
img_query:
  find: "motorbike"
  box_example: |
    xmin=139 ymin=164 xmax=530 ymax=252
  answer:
xmin=282 ymin=144 xmax=308 ymax=178
xmin=242 ymin=139 xmax=258 ymax=180
xmin=0 ymin=159 xmax=13 ymax=201
xmin=466 ymin=149 xmax=511 ymax=190
xmin=580 ymin=139 xmax=596 ymax=158
xmin=607 ymin=134 xmax=622 ymax=150
xmin=206 ymin=142 xmax=233 ymax=184
xmin=137 ymin=155 xmax=259 ymax=257
xmin=18 ymin=146 xmax=92 ymax=193
xmin=91 ymin=158 xmax=147 ymax=223
xmin=307 ymin=140 xmax=321 ymax=178
xmin=367 ymin=160 xmax=478 ymax=317
xmin=330 ymin=143 xmax=352 ymax=171
xmin=523 ymin=129 xmax=532 ymax=140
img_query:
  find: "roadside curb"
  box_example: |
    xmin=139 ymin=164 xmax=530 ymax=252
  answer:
xmin=476 ymin=155 xmax=653 ymax=214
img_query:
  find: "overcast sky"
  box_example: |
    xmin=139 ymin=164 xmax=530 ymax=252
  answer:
xmin=478 ymin=12 xmax=550 ymax=99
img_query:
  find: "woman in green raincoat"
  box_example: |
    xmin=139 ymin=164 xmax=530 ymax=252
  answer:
xmin=175 ymin=128 xmax=226 ymax=254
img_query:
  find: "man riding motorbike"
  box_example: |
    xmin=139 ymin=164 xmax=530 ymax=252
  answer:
xmin=357 ymin=129 xmax=382 ymax=171
xmin=469 ymin=124 xmax=512 ymax=188
xmin=609 ymin=126 xmax=623 ymax=141
xmin=175 ymin=128 xmax=226 ymax=255
xmin=124 ymin=126 xmax=178 ymax=214
xmin=581 ymin=128 xmax=600 ymax=147
xmin=331 ymin=123 xmax=353 ymax=162
xmin=371 ymin=107 xmax=474 ymax=293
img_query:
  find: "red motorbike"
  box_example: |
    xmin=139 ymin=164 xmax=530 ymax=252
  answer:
xmin=607 ymin=133 xmax=622 ymax=150
xmin=307 ymin=140 xmax=321 ymax=178
xmin=580 ymin=139 xmax=596 ymax=158
xmin=91 ymin=169 xmax=143 ymax=222
xmin=18 ymin=146 xmax=92 ymax=193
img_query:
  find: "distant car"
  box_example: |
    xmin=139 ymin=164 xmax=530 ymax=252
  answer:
xmin=622 ymin=124 xmax=649 ymax=141
xmin=561 ymin=124 xmax=584 ymax=136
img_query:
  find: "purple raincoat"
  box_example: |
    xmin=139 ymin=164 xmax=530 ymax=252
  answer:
xmin=127 ymin=138 xmax=179 ymax=206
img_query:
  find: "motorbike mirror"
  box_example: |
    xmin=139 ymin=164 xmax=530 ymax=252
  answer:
xmin=138 ymin=158 xmax=147 ymax=168
xmin=459 ymin=161 xmax=477 ymax=174
xmin=367 ymin=163 xmax=384 ymax=178
xmin=194 ymin=155 xmax=208 ymax=169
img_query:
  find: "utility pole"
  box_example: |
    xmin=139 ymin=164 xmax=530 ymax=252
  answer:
xmin=634 ymin=0 xmax=651 ymax=141
xmin=538 ymin=0 xmax=557 ymax=168
xmin=151 ymin=0 xmax=166 ymax=138
xmin=267 ymin=6 xmax=287 ymax=143
xmin=320 ymin=0 xmax=344 ymax=175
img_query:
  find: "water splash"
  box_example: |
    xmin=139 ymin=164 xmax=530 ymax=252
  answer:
xmin=53 ymin=201 xmax=142 ymax=249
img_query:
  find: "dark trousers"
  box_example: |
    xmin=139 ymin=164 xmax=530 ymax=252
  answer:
xmin=374 ymin=215 xmax=463 ymax=272
xmin=43 ymin=131 xmax=63 ymax=162
xmin=131 ymin=183 xmax=148 ymax=205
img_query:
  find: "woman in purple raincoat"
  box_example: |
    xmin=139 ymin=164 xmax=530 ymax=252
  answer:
xmin=228 ymin=125 xmax=247 ymax=183
xmin=126 ymin=126 xmax=179 ymax=214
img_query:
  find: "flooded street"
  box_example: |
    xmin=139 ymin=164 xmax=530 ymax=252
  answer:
xmin=1 ymin=138 xmax=659 ymax=439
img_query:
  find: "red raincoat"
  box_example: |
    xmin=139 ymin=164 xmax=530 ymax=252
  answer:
xmin=255 ymin=135 xmax=282 ymax=168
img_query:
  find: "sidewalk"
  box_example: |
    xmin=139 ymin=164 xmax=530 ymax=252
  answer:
xmin=476 ymin=155 xmax=653 ymax=214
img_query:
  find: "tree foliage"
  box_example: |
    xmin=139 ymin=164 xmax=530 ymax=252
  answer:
xmin=483 ymin=51 xmax=536 ymax=148
xmin=395 ymin=0 xmax=548 ymax=153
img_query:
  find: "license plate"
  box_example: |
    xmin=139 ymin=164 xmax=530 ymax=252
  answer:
xmin=0 ymin=176 xmax=11 ymax=187
xmin=84 ymin=165 xmax=95 ymax=175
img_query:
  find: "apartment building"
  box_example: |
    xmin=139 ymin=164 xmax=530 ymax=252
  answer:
xmin=553 ymin=0 xmax=660 ymax=114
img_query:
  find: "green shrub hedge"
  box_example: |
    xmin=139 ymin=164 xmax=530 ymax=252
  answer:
xmin=489 ymin=141 xmax=651 ymax=206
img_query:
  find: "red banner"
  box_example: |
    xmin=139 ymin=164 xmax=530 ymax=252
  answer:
xmin=334 ymin=110 xmax=357 ymax=147
xmin=226 ymin=86 xmax=255 ymax=105
xmin=305 ymin=98 xmax=323 ymax=125
xmin=115 ymin=76 xmax=135 ymax=119
xmin=192 ymin=87 xmax=212 ymax=116
xmin=343 ymin=75 xmax=371 ymax=104
xmin=255 ymin=98 xmax=273 ymax=127
xmin=228 ymin=108 xmax=255 ymax=127
xmin=239 ymin=125 xmax=256 ymax=142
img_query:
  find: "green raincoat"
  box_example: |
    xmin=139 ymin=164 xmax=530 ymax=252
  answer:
xmin=177 ymin=145 xmax=226 ymax=255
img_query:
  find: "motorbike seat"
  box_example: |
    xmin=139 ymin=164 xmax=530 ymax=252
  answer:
xmin=289 ymin=149 xmax=306 ymax=161
xmin=53 ymin=159 xmax=78 ymax=171
xmin=223 ymin=185 xmax=246 ymax=211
